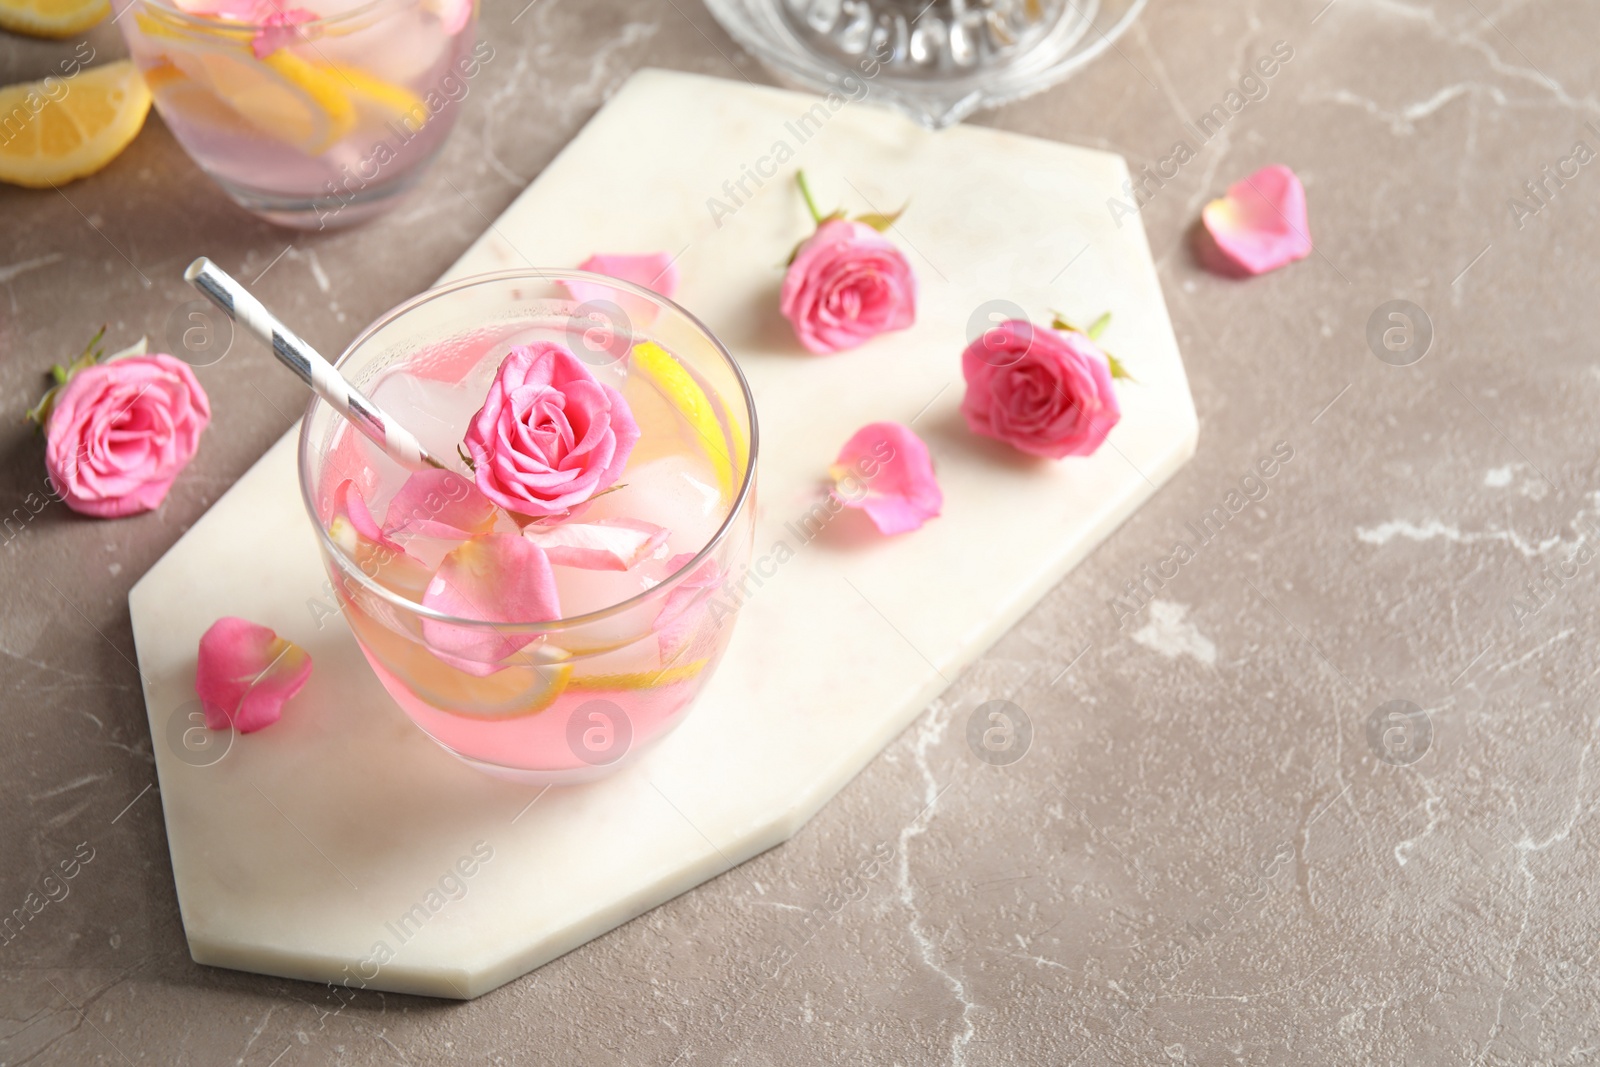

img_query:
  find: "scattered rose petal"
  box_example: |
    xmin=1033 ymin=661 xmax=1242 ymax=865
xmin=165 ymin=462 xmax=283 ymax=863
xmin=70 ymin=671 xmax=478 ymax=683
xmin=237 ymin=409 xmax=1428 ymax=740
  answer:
xmin=829 ymin=421 xmax=941 ymax=535
xmin=960 ymin=321 xmax=1121 ymax=459
xmin=653 ymin=553 xmax=725 ymax=659
xmin=195 ymin=617 xmax=313 ymax=733
xmin=463 ymin=343 xmax=640 ymax=518
xmin=1199 ymin=164 xmax=1311 ymax=276
xmin=383 ymin=469 xmax=497 ymax=540
xmin=562 ymin=252 xmax=680 ymax=328
xmin=250 ymin=7 xmax=318 ymax=58
xmin=420 ymin=534 xmax=560 ymax=676
xmin=523 ymin=518 xmax=669 ymax=571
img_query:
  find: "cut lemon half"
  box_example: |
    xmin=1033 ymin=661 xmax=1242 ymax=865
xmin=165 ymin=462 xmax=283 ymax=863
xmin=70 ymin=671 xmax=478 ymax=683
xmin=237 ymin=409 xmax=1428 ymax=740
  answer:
xmin=0 ymin=0 xmax=108 ymax=37
xmin=0 ymin=61 xmax=152 ymax=188
xmin=630 ymin=341 xmax=749 ymax=502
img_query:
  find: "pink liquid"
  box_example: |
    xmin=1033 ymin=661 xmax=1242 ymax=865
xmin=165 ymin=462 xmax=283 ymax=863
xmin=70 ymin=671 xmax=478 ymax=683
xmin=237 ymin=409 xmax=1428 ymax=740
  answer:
xmin=320 ymin=334 xmax=749 ymax=780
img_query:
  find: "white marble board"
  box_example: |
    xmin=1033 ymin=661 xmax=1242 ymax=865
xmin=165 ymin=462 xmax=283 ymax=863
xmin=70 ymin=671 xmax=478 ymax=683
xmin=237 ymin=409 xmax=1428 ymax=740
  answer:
xmin=128 ymin=68 xmax=1197 ymax=998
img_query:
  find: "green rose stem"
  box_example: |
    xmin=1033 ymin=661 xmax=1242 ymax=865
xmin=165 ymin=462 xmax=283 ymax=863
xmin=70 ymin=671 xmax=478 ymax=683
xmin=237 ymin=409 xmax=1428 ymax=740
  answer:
xmin=795 ymin=169 xmax=824 ymax=226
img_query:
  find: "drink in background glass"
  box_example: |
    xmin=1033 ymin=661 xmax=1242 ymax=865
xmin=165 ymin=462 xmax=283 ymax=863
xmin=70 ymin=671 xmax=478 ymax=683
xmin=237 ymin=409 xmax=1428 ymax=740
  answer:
xmin=298 ymin=271 xmax=758 ymax=783
xmin=113 ymin=0 xmax=481 ymax=228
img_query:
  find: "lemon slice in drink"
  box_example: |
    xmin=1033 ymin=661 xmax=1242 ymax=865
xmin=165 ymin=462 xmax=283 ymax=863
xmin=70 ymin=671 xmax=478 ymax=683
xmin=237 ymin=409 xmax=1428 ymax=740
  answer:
xmin=0 ymin=61 xmax=152 ymax=188
xmin=189 ymin=50 xmax=358 ymax=154
xmin=630 ymin=341 xmax=749 ymax=502
xmin=0 ymin=0 xmax=108 ymax=37
xmin=331 ymin=63 xmax=427 ymax=125
xmin=569 ymin=657 xmax=710 ymax=693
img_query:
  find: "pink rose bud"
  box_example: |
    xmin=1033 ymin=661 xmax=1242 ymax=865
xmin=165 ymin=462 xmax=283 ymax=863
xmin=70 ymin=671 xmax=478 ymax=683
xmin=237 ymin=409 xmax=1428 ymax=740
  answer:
xmin=959 ymin=320 xmax=1121 ymax=459
xmin=462 ymin=342 xmax=640 ymax=518
xmin=780 ymin=219 xmax=917 ymax=354
xmin=44 ymin=354 xmax=211 ymax=519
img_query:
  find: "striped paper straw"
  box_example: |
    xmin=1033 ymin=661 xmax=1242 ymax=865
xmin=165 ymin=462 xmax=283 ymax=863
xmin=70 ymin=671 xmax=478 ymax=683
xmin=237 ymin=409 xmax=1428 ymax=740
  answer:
xmin=184 ymin=257 xmax=444 ymax=471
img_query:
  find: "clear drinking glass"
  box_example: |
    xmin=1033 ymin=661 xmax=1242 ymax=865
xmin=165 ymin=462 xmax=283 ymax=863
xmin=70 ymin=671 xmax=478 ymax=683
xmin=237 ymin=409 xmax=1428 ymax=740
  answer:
xmin=297 ymin=271 xmax=758 ymax=783
xmin=113 ymin=0 xmax=481 ymax=228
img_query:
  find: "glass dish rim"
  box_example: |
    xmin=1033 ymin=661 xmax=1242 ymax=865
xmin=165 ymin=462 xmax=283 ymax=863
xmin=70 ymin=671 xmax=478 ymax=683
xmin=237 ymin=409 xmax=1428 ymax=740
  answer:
xmin=295 ymin=267 xmax=759 ymax=632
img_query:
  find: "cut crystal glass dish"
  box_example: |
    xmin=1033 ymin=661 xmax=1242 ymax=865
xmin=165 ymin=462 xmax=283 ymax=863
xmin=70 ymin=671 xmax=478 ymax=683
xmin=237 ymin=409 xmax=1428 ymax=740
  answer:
xmin=703 ymin=0 xmax=1148 ymax=128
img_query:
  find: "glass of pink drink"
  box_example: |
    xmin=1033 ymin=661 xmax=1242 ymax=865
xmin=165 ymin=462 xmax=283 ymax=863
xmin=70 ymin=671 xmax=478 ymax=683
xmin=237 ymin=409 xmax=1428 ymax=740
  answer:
xmin=297 ymin=271 xmax=758 ymax=783
xmin=114 ymin=0 xmax=481 ymax=228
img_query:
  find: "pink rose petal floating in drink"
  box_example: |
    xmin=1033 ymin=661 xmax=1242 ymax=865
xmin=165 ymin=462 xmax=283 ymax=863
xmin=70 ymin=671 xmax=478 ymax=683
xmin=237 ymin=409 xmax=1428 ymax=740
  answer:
xmin=420 ymin=534 xmax=560 ymax=676
xmin=41 ymin=352 xmax=210 ymax=519
xmin=523 ymin=517 xmax=670 ymax=571
xmin=960 ymin=320 xmax=1121 ymax=459
xmin=829 ymin=421 xmax=941 ymax=535
xmin=195 ymin=617 xmax=313 ymax=733
xmin=383 ymin=469 xmax=496 ymax=540
xmin=250 ymin=7 xmax=318 ymax=58
xmin=329 ymin=480 xmax=432 ymax=599
xmin=1199 ymin=164 xmax=1312 ymax=276
xmin=463 ymin=342 xmax=640 ymax=519
xmin=781 ymin=219 xmax=917 ymax=354
xmin=562 ymin=252 xmax=681 ymax=329
xmin=653 ymin=553 xmax=726 ymax=659
xmin=331 ymin=478 xmax=402 ymax=552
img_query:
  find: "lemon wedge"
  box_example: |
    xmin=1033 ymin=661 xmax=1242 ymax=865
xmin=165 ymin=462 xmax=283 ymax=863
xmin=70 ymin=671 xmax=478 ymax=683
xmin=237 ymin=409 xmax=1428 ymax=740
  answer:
xmin=0 ymin=61 xmax=151 ymax=188
xmin=630 ymin=341 xmax=749 ymax=502
xmin=0 ymin=0 xmax=108 ymax=37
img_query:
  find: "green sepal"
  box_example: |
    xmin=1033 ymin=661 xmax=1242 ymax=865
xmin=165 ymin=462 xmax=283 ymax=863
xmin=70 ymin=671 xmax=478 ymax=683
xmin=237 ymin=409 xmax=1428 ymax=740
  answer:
xmin=855 ymin=202 xmax=907 ymax=232
xmin=26 ymin=326 xmax=112 ymax=430
xmin=1050 ymin=312 xmax=1134 ymax=382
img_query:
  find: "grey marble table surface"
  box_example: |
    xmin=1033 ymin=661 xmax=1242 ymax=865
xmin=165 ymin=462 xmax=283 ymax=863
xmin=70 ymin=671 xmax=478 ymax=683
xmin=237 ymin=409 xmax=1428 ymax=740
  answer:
xmin=3 ymin=1 xmax=1599 ymax=1063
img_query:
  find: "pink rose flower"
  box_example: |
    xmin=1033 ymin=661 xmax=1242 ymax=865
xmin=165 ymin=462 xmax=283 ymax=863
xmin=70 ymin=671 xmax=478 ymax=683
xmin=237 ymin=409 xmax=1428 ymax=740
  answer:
xmin=463 ymin=342 xmax=640 ymax=518
xmin=45 ymin=354 xmax=211 ymax=518
xmin=959 ymin=320 xmax=1121 ymax=459
xmin=195 ymin=617 xmax=313 ymax=733
xmin=780 ymin=219 xmax=916 ymax=354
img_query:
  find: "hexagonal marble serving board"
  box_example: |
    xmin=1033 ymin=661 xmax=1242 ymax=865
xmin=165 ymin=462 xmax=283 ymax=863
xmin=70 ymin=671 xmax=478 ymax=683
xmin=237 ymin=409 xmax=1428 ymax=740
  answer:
xmin=129 ymin=68 xmax=1197 ymax=998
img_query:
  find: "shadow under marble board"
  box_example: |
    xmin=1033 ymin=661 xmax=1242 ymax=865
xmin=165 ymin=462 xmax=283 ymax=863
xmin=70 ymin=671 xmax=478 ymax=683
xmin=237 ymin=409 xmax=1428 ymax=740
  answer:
xmin=128 ymin=68 xmax=1197 ymax=998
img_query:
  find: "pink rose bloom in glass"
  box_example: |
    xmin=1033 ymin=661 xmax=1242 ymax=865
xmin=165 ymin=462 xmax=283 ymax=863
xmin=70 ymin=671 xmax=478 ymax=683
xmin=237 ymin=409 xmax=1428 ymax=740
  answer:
xmin=463 ymin=341 xmax=640 ymax=518
xmin=780 ymin=219 xmax=916 ymax=354
xmin=44 ymin=354 xmax=211 ymax=518
xmin=959 ymin=320 xmax=1121 ymax=459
